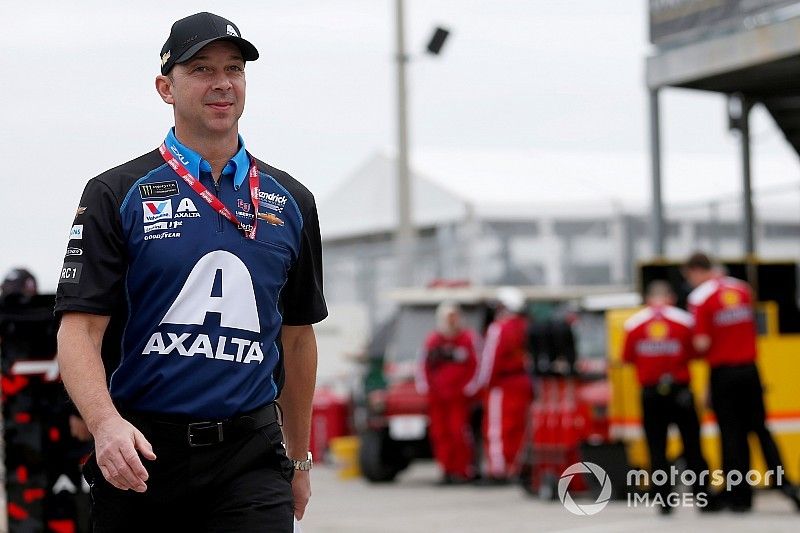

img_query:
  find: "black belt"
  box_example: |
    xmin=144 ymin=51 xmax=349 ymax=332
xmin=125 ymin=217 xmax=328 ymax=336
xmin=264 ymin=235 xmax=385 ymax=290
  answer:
xmin=124 ymin=402 xmax=281 ymax=448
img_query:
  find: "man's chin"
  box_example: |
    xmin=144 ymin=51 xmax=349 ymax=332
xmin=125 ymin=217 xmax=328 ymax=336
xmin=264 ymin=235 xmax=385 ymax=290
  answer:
xmin=202 ymin=120 xmax=240 ymax=136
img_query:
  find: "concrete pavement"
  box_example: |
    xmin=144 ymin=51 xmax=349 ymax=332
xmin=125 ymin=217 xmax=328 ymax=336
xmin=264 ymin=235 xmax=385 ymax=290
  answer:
xmin=301 ymin=461 xmax=799 ymax=533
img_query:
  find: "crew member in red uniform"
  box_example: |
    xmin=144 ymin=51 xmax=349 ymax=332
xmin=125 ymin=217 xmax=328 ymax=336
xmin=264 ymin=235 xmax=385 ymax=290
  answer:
xmin=622 ymin=280 xmax=714 ymax=514
xmin=465 ymin=287 xmax=532 ymax=483
xmin=416 ymin=302 xmax=478 ymax=484
xmin=686 ymin=252 xmax=800 ymax=512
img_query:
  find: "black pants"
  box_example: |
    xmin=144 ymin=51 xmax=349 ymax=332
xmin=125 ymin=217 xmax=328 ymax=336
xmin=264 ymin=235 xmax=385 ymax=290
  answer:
xmin=710 ymin=363 xmax=786 ymax=508
xmin=83 ymin=414 xmax=294 ymax=532
xmin=641 ymin=383 xmax=709 ymax=500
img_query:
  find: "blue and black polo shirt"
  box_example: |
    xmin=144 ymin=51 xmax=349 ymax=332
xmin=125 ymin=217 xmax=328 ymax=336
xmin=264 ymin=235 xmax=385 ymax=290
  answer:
xmin=55 ymin=130 xmax=327 ymax=419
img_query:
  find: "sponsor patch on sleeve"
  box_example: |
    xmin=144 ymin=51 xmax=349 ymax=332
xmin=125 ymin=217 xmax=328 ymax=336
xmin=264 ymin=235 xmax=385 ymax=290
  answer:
xmin=59 ymin=262 xmax=83 ymax=284
xmin=139 ymin=180 xmax=180 ymax=199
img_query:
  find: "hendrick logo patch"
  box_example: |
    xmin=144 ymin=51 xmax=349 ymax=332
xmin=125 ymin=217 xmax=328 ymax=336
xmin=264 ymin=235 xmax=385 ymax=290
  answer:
xmin=139 ymin=181 xmax=180 ymax=199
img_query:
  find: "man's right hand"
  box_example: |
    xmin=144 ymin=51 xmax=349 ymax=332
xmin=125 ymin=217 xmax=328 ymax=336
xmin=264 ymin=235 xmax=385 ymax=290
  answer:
xmin=92 ymin=415 xmax=157 ymax=492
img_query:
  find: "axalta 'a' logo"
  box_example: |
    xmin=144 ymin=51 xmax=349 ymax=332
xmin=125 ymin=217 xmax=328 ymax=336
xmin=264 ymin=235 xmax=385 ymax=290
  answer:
xmin=720 ymin=289 xmax=741 ymax=307
xmin=143 ymin=200 xmax=173 ymax=223
xmin=161 ymin=50 xmax=171 ymax=66
xmin=143 ymin=251 xmax=263 ymax=364
xmin=226 ymin=24 xmax=239 ymax=37
xmin=646 ymin=320 xmax=668 ymax=341
xmin=160 ymin=250 xmax=260 ymax=332
xmin=175 ymin=198 xmax=201 ymax=218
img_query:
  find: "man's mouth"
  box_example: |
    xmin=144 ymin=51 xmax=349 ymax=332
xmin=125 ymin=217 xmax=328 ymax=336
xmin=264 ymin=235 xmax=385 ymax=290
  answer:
xmin=206 ymin=102 xmax=234 ymax=110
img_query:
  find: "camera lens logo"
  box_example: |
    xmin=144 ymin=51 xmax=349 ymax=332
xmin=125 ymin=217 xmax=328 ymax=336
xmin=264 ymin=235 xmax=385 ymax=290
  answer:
xmin=558 ymin=462 xmax=612 ymax=516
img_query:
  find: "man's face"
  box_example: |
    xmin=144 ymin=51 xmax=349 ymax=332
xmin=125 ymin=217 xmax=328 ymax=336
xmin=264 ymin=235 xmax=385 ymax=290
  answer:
xmin=159 ymin=41 xmax=246 ymax=139
xmin=446 ymin=310 xmax=461 ymax=331
xmin=685 ymin=267 xmax=705 ymax=288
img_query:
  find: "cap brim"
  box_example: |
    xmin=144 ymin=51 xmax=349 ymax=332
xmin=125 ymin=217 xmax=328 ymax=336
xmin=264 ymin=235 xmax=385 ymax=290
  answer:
xmin=175 ymin=35 xmax=259 ymax=66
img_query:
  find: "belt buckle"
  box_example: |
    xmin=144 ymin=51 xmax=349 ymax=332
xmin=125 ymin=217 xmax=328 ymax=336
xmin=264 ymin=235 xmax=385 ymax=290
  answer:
xmin=187 ymin=421 xmax=224 ymax=447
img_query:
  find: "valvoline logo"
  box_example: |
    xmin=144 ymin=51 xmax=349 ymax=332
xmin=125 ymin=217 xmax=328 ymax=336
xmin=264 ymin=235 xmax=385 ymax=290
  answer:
xmin=143 ymin=200 xmax=173 ymax=223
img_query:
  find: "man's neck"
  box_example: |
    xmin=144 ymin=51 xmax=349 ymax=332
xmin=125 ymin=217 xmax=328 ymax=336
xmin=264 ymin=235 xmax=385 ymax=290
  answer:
xmin=173 ymin=127 xmax=238 ymax=181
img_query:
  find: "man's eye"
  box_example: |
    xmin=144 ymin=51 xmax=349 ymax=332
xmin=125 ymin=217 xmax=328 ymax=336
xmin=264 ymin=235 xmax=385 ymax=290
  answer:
xmin=229 ymin=65 xmax=244 ymax=72
xmin=193 ymin=66 xmax=209 ymax=72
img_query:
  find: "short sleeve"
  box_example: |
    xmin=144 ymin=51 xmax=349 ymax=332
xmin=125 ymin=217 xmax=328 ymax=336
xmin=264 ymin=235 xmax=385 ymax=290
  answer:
xmin=54 ymin=179 xmax=127 ymax=316
xmin=279 ymin=201 xmax=328 ymax=325
xmin=621 ymin=328 xmax=637 ymax=364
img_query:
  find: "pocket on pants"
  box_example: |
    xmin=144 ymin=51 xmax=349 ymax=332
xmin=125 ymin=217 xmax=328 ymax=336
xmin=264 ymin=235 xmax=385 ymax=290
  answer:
xmin=259 ymin=423 xmax=295 ymax=483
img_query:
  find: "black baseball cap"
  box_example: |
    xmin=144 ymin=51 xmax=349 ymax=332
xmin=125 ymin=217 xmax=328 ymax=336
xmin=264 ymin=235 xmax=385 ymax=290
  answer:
xmin=160 ymin=12 xmax=259 ymax=75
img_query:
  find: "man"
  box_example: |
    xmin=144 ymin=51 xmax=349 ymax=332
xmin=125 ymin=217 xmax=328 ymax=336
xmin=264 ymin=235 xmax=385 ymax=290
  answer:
xmin=415 ymin=302 xmax=478 ymax=484
xmin=621 ymin=280 xmax=714 ymax=514
xmin=685 ymin=252 xmax=799 ymax=512
xmin=55 ymin=12 xmax=326 ymax=532
xmin=465 ymin=287 xmax=532 ymax=483
xmin=1 ymin=268 xmax=38 ymax=300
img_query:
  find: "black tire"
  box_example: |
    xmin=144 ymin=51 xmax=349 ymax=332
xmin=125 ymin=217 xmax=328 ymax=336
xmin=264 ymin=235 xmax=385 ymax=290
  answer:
xmin=359 ymin=430 xmax=400 ymax=483
xmin=518 ymin=446 xmax=535 ymax=496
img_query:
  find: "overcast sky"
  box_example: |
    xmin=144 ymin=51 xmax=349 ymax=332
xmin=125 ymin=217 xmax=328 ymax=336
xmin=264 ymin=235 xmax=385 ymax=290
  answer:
xmin=2 ymin=0 xmax=799 ymax=290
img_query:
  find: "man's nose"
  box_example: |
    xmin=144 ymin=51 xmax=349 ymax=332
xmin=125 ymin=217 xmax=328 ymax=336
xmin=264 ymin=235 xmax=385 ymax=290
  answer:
xmin=211 ymin=72 xmax=233 ymax=91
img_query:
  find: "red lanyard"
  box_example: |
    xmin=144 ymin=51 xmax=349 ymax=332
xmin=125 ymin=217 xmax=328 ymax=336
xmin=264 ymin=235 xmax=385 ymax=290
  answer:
xmin=159 ymin=143 xmax=259 ymax=239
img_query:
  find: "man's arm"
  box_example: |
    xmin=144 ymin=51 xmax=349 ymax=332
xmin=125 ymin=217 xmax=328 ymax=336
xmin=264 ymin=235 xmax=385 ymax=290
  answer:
xmin=688 ymin=303 xmax=712 ymax=355
xmin=57 ymin=312 xmax=155 ymax=492
xmin=464 ymin=323 xmax=500 ymax=396
xmin=693 ymin=334 xmax=711 ymax=354
xmin=278 ymin=324 xmax=318 ymax=520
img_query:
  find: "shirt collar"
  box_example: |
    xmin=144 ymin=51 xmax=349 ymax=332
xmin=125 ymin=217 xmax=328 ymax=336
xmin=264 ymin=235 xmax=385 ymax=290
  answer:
xmin=164 ymin=128 xmax=251 ymax=189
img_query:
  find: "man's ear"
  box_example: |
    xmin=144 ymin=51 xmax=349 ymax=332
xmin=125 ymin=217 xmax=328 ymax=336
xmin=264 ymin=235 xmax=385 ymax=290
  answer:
xmin=155 ymin=75 xmax=174 ymax=105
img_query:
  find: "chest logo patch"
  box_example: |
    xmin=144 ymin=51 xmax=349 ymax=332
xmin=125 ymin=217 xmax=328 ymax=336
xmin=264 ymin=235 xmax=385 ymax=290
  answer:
xmin=175 ymin=197 xmax=201 ymax=218
xmin=139 ymin=181 xmax=179 ymax=200
xmin=143 ymin=251 xmax=264 ymax=364
xmin=143 ymin=200 xmax=173 ymax=223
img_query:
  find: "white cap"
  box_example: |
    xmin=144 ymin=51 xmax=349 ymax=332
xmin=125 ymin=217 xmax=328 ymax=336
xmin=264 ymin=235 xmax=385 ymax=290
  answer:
xmin=496 ymin=286 xmax=525 ymax=313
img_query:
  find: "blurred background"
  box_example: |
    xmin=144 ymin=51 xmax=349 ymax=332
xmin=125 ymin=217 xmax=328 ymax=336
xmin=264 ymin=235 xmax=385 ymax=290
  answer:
xmin=2 ymin=0 xmax=800 ymax=531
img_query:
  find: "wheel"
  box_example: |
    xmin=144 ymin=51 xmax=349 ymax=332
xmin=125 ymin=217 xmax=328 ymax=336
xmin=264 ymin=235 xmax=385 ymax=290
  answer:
xmin=538 ymin=472 xmax=559 ymax=501
xmin=358 ymin=430 xmax=400 ymax=483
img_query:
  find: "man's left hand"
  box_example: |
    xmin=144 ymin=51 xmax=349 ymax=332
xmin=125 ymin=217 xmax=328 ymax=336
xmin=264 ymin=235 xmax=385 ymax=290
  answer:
xmin=291 ymin=469 xmax=311 ymax=520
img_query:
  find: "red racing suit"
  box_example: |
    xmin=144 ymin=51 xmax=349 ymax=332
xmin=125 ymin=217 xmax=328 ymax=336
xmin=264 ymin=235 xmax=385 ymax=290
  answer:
xmin=465 ymin=314 xmax=532 ymax=478
xmin=416 ymin=329 xmax=478 ymax=479
xmin=621 ymin=304 xmax=694 ymax=387
xmin=688 ymin=276 xmax=757 ymax=368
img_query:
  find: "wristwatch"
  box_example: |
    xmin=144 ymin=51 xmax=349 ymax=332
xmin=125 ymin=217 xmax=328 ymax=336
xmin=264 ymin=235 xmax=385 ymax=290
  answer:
xmin=291 ymin=451 xmax=313 ymax=471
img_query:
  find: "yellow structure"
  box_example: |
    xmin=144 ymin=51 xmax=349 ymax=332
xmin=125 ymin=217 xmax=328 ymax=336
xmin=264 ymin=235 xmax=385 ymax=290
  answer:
xmin=608 ymin=301 xmax=800 ymax=486
xmin=329 ymin=436 xmax=361 ymax=480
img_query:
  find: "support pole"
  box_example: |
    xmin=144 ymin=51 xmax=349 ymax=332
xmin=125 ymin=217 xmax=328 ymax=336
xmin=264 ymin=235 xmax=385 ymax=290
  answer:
xmin=738 ymin=96 xmax=755 ymax=257
xmin=729 ymin=93 xmax=758 ymax=296
xmin=394 ymin=0 xmax=416 ymax=286
xmin=649 ymin=88 xmax=665 ymax=258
